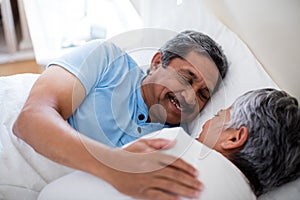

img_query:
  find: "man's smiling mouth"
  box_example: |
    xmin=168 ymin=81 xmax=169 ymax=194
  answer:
xmin=167 ymin=92 xmax=197 ymax=115
xmin=168 ymin=93 xmax=182 ymax=112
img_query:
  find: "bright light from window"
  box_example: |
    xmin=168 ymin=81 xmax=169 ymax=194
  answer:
xmin=60 ymin=0 xmax=143 ymax=47
xmin=177 ymin=0 xmax=183 ymax=6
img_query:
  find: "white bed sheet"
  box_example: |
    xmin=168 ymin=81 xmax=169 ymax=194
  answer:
xmin=0 ymin=74 xmax=73 ymax=200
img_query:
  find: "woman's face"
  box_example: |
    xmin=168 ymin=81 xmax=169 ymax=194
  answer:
xmin=142 ymin=51 xmax=219 ymax=125
xmin=196 ymin=108 xmax=232 ymax=151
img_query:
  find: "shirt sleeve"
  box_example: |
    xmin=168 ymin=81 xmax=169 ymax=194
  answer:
xmin=47 ymin=40 xmax=124 ymax=95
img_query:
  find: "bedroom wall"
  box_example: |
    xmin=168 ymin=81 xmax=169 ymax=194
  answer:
xmin=202 ymin=0 xmax=300 ymax=100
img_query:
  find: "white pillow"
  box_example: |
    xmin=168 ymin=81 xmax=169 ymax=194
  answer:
xmin=0 ymin=74 xmax=74 ymax=200
xmin=258 ymin=178 xmax=300 ymax=200
xmin=38 ymin=127 xmax=256 ymax=200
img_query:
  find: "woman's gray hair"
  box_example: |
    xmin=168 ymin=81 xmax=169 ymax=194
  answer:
xmin=159 ymin=30 xmax=228 ymax=91
xmin=225 ymin=88 xmax=300 ymax=196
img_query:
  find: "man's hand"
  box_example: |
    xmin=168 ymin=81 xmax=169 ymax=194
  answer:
xmin=103 ymin=139 xmax=203 ymax=200
xmin=124 ymin=138 xmax=177 ymax=153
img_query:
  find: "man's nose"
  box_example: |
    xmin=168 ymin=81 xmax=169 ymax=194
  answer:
xmin=181 ymin=87 xmax=197 ymax=105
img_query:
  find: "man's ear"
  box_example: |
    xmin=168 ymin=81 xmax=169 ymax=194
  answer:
xmin=221 ymin=126 xmax=248 ymax=150
xmin=150 ymin=52 xmax=163 ymax=73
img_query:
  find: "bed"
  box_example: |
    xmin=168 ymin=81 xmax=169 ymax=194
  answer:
xmin=1 ymin=0 xmax=299 ymax=199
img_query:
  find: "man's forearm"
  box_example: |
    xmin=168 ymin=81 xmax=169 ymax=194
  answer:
xmin=12 ymin=104 xmax=113 ymax=181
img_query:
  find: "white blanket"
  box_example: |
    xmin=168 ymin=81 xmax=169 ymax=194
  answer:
xmin=38 ymin=128 xmax=256 ymax=200
xmin=0 ymin=74 xmax=73 ymax=200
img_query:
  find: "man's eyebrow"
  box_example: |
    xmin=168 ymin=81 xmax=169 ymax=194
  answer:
xmin=181 ymin=69 xmax=199 ymax=81
xmin=181 ymin=68 xmax=214 ymax=92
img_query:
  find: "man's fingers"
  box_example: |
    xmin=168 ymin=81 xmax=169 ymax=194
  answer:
xmin=155 ymin=167 xmax=203 ymax=190
xmin=143 ymin=138 xmax=176 ymax=150
xmin=123 ymin=138 xmax=176 ymax=154
xmin=159 ymin=155 xmax=199 ymax=177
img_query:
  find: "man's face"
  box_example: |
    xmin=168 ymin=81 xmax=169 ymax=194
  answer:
xmin=196 ymin=108 xmax=231 ymax=151
xmin=142 ymin=51 xmax=219 ymax=125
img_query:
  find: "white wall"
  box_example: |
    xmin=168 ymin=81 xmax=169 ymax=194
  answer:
xmin=202 ymin=0 xmax=300 ymax=100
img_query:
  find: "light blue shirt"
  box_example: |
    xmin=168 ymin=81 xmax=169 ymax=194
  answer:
xmin=47 ymin=40 xmax=167 ymax=147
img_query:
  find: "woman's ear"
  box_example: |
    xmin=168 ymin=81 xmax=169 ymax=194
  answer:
xmin=221 ymin=126 xmax=248 ymax=150
xmin=150 ymin=52 xmax=163 ymax=74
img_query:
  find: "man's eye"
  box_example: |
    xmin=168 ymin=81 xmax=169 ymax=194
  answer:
xmin=198 ymin=88 xmax=210 ymax=101
xmin=177 ymin=72 xmax=192 ymax=85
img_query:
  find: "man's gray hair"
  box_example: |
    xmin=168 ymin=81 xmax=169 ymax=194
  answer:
xmin=225 ymin=88 xmax=300 ymax=196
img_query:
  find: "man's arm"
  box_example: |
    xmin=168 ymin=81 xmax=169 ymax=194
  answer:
xmin=13 ymin=66 xmax=202 ymax=200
